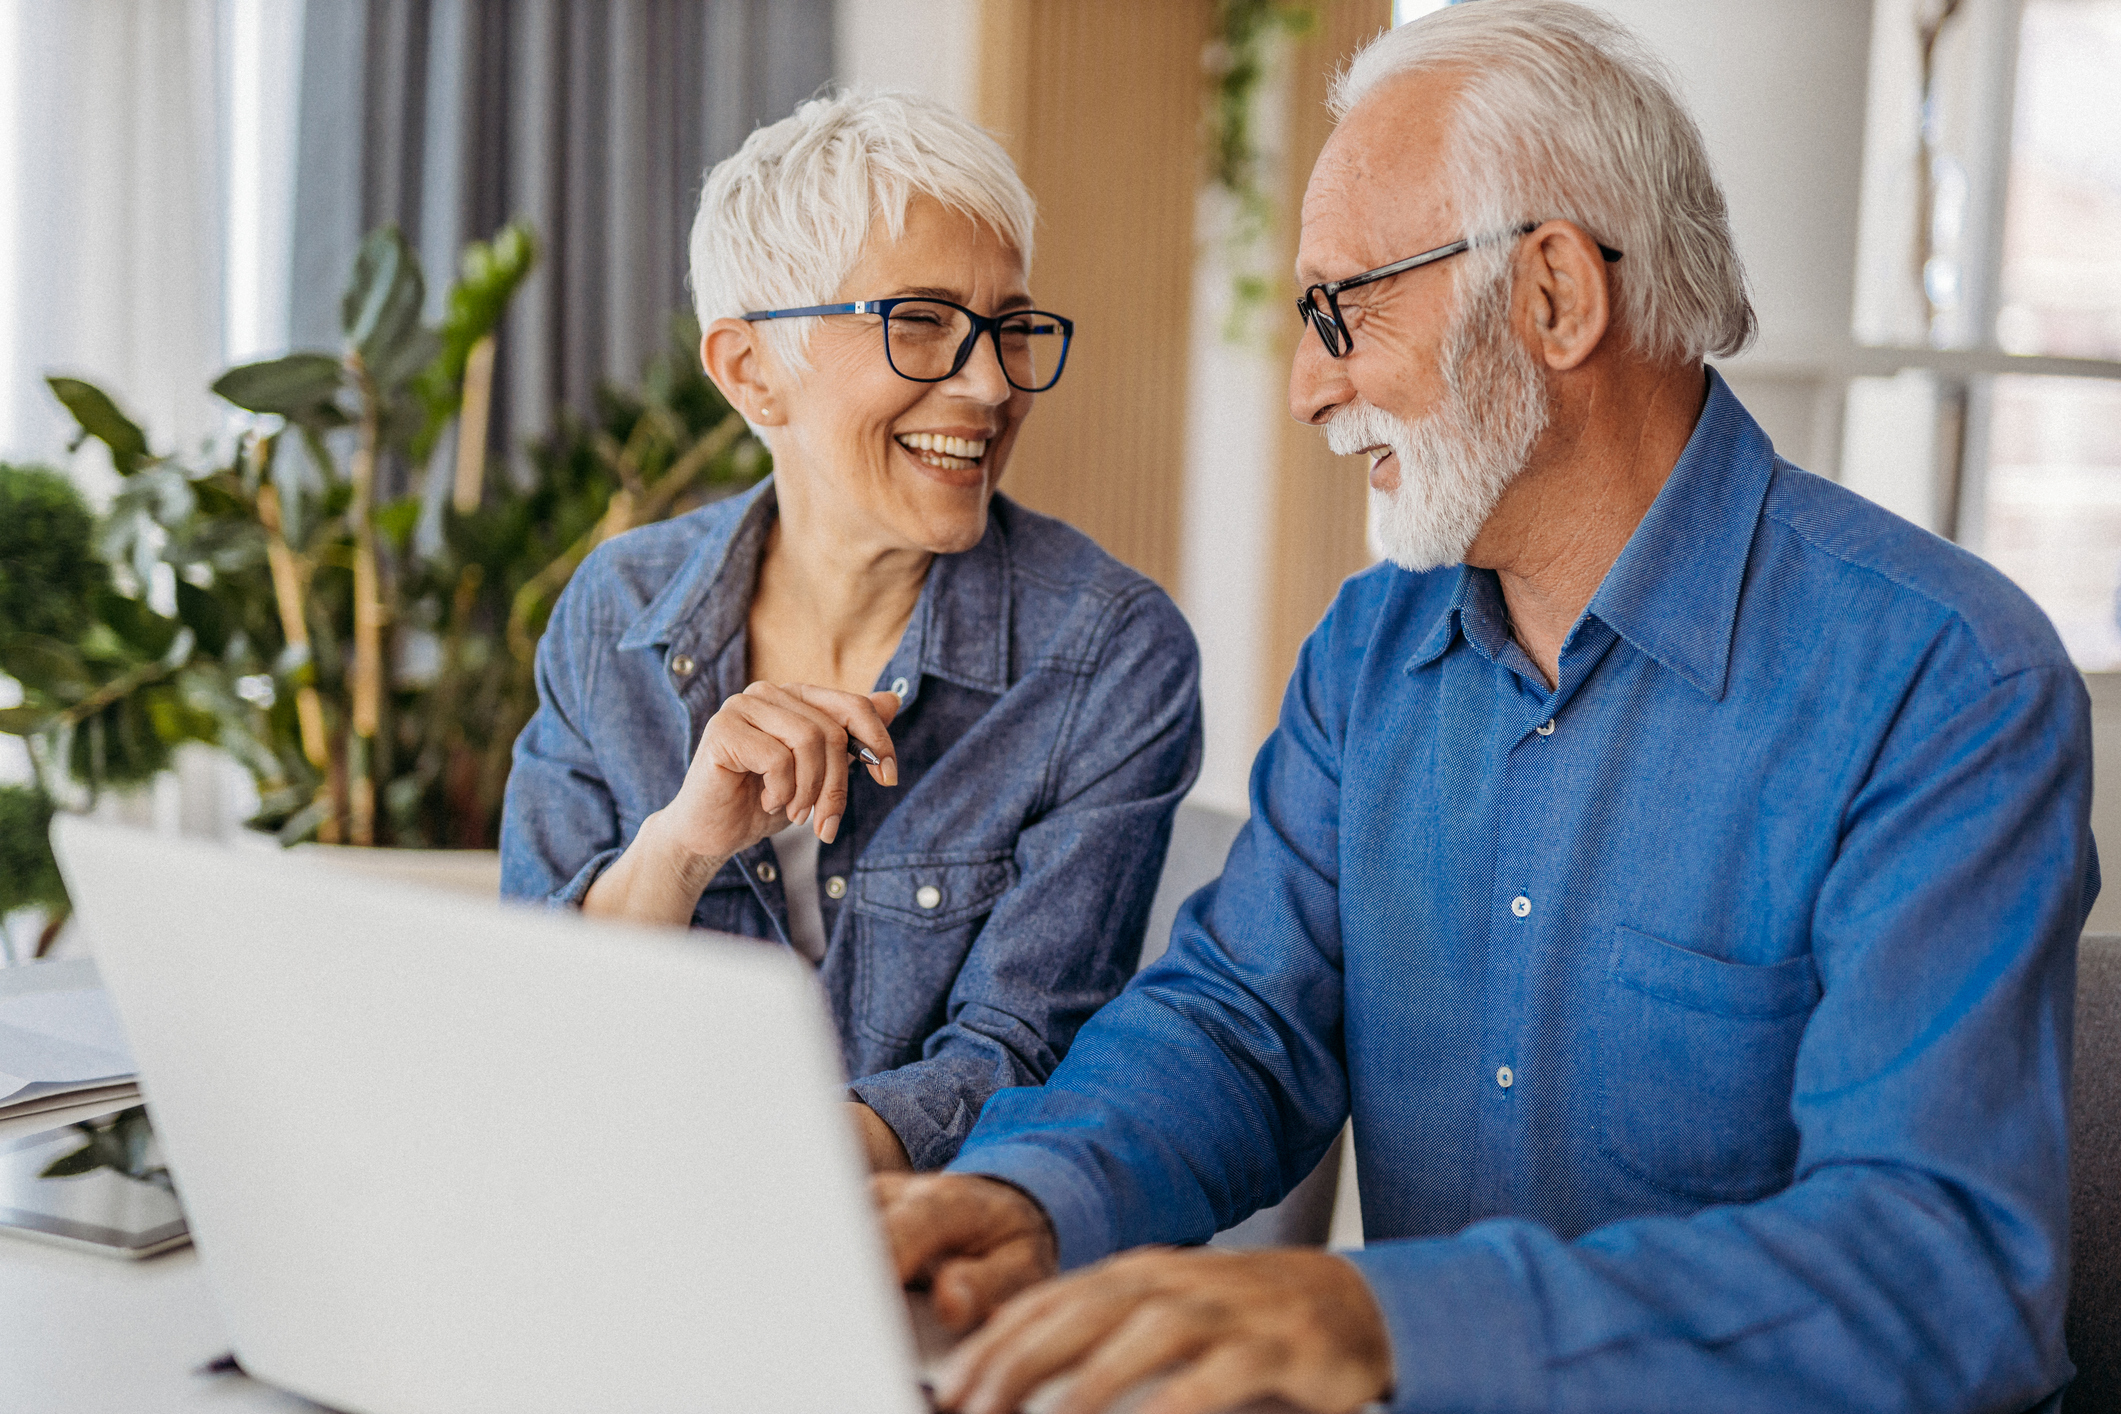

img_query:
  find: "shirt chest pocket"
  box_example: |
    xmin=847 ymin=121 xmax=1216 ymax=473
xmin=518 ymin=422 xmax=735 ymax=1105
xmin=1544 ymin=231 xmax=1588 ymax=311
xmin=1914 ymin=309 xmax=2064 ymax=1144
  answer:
xmin=1595 ymin=924 xmax=1821 ymax=1204
xmin=850 ymin=852 xmax=1018 ymax=1046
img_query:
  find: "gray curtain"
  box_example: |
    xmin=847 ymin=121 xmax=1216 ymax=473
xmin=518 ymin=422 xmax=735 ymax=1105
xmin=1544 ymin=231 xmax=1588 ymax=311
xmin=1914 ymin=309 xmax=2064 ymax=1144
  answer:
xmin=287 ymin=0 xmax=834 ymax=472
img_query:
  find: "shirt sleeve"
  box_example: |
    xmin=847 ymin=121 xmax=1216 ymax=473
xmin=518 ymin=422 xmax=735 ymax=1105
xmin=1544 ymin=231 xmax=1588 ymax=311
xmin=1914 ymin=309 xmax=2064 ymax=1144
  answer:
xmin=853 ymin=584 xmax=1205 ymax=1172
xmin=948 ymin=581 xmax=1360 ymax=1262
xmin=956 ymin=612 xmax=2093 ymax=1411
xmin=498 ymin=572 xmax=625 ymax=907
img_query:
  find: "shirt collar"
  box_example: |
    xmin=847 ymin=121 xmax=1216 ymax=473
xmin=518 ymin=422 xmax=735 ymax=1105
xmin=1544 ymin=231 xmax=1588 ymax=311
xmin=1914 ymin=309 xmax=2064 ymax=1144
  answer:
xmin=615 ymin=477 xmax=1015 ymax=698
xmin=1404 ymin=366 xmax=1776 ymax=702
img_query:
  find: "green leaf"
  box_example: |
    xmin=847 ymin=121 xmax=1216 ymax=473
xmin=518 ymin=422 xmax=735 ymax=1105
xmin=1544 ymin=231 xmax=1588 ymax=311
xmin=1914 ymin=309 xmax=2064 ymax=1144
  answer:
xmin=342 ymin=227 xmax=426 ymax=376
xmin=0 ymin=706 xmax=53 ymax=734
xmin=175 ymin=580 xmax=230 ymax=657
xmin=37 ymin=1143 xmax=103 ymax=1179
xmin=373 ymin=496 xmax=421 ymax=550
xmin=46 ymin=378 xmax=151 ymax=477
xmin=212 ymin=354 xmax=347 ymax=429
xmin=0 ymin=634 xmax=93 ymax=699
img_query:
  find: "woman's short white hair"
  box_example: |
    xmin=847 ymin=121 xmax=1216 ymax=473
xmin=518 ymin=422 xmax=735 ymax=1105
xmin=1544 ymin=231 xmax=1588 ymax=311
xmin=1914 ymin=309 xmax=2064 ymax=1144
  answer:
xmin=1331 ymin=0 xmax=1755 ymax=363
xmin=690 ymin=88 xmax=1036 ymax=373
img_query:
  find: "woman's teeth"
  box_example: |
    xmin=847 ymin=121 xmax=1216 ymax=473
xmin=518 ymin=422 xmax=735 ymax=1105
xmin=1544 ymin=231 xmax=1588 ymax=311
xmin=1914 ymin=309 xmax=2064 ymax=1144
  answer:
xmin=896 ymin=432 xmax=987 ymax=470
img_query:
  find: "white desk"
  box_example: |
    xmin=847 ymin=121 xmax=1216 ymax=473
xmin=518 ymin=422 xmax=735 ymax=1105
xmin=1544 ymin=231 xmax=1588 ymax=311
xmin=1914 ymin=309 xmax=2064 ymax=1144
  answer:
xmin=0 ymin=1095 xmax=330 ymax=1412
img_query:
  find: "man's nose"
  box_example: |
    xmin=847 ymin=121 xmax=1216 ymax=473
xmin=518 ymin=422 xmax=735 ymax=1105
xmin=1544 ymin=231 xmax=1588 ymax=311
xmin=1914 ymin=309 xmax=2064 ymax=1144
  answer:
xmin=1288 ymin=322 xmax=1350 ymax=426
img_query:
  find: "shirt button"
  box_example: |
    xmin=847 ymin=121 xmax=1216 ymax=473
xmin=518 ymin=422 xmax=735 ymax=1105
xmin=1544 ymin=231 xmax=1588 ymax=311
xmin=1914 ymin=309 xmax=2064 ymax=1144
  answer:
xmin=825 ymin=875 xmax=847 ymax=900
xmin=669 ymin=654 xmax=696 ymax=678
xmin=1535 ymin=718 xmax=1555 ymax=736
xmin=755 ymin=861 xmax=777 ymax=883
xmin=890 ymin=676 xmax=910 ymax=699
xmin=1497 ymin=1065 xmax=1514 ymax=1089
xmin=1510 ymin=894 xmax=1532 ymax=918
xmin=915 ymin=884 xmax=942 ymax=910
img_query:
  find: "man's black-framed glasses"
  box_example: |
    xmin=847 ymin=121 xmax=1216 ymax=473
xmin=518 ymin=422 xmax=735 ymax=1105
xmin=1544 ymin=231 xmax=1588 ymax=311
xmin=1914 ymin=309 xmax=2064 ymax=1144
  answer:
xmin=1297 ymin=222 xmax=1623 ymax=358
xmin=742 ymin=297 xmax=1075 ymax=393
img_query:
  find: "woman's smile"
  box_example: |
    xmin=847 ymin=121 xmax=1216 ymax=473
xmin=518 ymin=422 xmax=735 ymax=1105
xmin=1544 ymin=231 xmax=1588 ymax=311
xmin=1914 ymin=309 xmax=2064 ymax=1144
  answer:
xmin=893 ymin=427 xmax=994 ymax=484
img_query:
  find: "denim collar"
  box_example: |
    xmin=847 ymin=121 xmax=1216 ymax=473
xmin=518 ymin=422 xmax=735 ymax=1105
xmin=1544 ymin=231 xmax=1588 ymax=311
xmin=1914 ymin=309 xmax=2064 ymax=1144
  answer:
xmin=1406 ymin=366 xmax=1773 ymax=703
xmin=614 ymin=477 xmax=1016 ymax=702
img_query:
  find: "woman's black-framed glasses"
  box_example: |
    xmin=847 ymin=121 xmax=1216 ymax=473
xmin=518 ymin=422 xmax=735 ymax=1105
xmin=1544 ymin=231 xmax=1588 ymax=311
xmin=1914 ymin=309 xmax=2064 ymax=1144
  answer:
xmin=741 ymin=297 xmax=1075 ymax=393
xmin=1297 ymin=223 xmax=1623 ymax=358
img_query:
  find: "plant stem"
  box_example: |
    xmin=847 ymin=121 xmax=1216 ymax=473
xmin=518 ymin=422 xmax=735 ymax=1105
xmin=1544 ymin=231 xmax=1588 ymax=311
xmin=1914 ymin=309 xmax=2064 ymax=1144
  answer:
xmin=452 ymin=333 xmax=496 ymax=515
xmin=345 ymin=354 xmax=386 ymax=846
xmin=253 ymin=461 xmax=330 ymax=771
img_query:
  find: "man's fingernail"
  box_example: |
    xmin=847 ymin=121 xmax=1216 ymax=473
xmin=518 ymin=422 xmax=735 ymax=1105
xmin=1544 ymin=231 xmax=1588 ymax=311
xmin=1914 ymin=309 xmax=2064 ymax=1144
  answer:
xmin=883 ymin=758 xmax=899 ymax=787
xmin=819 ymin=814 xmax=841 ymax=844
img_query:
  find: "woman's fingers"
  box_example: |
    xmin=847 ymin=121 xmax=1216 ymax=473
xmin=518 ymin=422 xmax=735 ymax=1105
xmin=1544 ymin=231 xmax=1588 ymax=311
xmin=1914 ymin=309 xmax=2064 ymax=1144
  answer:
xmin=738 ymin=684 xmax=849 ymax=834
xmin=787 ymin=683 xmax=901 ymax=789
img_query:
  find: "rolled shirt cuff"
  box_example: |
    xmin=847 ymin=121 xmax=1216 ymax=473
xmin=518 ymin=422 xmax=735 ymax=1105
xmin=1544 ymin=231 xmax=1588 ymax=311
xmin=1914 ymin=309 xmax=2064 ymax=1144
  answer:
xmin=548 ymin=847 xmax=625 ymax=907
xmin=945 ymin=1142 xmax=1120 ymax=1272
xmin=1342 ymin=1235 xmax=1545 ymax=1412
xmin=850 ymin=1063 xmax=985 ymax=1172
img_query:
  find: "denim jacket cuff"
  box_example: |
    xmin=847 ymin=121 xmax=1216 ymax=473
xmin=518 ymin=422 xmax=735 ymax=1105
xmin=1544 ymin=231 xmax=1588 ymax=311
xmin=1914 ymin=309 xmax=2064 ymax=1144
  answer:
xmin=849 ymin=1064 xmax=983 ymax=1172
xmin=945 ymin=1142 xmax=1117 ymax=1272
xmin=548 ymin=847 xmax=624 ymax=907
xmin=1343 ymin=1236 xmax=1545 ymax=1412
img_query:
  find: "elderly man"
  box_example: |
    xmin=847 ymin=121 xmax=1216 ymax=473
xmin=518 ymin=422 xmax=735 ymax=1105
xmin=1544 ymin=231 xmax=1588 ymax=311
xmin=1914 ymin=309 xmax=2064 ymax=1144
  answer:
xmin=881 ymin=4 xmax=2098 ymax=1411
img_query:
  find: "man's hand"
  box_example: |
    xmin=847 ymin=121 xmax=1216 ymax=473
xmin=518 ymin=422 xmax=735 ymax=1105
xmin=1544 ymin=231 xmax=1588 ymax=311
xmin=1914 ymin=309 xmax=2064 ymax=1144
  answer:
xmin=875 ymin=1172 xmax=1059 ymax=1332
xmin=930 ymin=1245 xmax=1393 ymax=1414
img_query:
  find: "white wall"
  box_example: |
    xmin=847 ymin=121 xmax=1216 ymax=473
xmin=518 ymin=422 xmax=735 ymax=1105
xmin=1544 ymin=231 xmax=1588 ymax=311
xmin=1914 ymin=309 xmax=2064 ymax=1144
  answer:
xmin=1595 ymin=0 xmax=1876 ymax=477
xmin=833 ymin=0 xmax=978 ymax=114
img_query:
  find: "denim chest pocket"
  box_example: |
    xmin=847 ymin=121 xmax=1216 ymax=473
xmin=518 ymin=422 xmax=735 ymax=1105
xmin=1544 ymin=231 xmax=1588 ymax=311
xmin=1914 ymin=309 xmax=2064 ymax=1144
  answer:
xmin=850 ymin=852 xmax=1018 ymax=1045
xmin=1595 ymin=924 xmax=1821 ymax=1203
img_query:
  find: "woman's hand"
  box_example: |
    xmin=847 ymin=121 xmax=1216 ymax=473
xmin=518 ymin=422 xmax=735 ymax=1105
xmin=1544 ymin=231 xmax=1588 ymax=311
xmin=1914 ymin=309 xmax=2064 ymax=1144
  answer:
xmin=667 ymin=682 xmax=899 ymax=855
xmin=584 ymin=683 xmax=898 ymax=926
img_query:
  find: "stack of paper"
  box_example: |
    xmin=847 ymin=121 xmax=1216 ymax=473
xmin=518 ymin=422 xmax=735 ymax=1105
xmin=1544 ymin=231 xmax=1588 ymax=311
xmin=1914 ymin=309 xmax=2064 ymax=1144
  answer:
xmin=0 ymin=958 xmax=139 ymax=1121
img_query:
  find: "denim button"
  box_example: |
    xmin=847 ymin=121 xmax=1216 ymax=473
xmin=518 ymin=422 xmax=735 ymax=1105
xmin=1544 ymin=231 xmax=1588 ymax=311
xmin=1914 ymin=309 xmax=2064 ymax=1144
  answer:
xmin=915 ymin=884 xmax=942 ymax=909
xmin=1535 ymin=718 xmax=1555 ymax=737
xmin=1511 ymin=895 xmax=1532 ymax=918
xmin=670 ymin=654 xmax=696 ymax=677
xmin=825 ymin=875 xmax=847 ymax=900
xmin=756 ymin=861 xmax=777 ymax=883
xmin=890 ymin=676 xmax=910 ymax=699
xmin=1497 ymin=1065 xmax=1514 ymax=1089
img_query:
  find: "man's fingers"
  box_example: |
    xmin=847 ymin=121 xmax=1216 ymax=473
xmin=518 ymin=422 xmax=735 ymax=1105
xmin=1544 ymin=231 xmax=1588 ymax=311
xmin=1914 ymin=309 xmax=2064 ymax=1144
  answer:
xmin=1051 ymin=1301 xmax=1215 ymax=1414
xmin=703 ymin=716 xmax=796 ymax=815
xmin=880 ymin=1175 xmax=1007 ymax=1285
xmin=930 ymin=1239 xmax=1052 ymax=1333
xmin=1135 ymin=1344 xmax=1282 ymax=1414
xmin=953 ymin=1277 xmax=1170 ymax=1414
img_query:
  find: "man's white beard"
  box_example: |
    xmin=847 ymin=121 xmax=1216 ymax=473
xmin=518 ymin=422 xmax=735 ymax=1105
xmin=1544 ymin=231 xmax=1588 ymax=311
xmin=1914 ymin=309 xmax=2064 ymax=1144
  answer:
xmin=1326 ymin=268 xmax=1551 ymax=572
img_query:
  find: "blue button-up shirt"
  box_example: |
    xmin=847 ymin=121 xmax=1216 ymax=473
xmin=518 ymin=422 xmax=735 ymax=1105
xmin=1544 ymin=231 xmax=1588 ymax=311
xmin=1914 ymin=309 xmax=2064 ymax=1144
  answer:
xmin=952 ymin=372 xmax=2097 ymax=1411
xmin=500 ymin=482 xmax=1202 ymax=1169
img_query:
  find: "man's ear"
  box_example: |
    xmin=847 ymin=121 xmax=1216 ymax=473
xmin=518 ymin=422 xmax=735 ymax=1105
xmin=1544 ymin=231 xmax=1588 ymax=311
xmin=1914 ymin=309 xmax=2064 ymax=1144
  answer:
xmin=1518 ymin=221 xmax=1613 ymax=373
xmin=701 ymin=319 xmax=785 ymax=426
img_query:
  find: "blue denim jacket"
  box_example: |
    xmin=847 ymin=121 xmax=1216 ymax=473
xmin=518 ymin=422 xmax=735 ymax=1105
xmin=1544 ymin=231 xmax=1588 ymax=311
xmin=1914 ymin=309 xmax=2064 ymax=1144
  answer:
xmin=499 ymin=481 xmax=1202 ymax=1169
xmin=953 ymin=372 xmax=2096 ymax=1411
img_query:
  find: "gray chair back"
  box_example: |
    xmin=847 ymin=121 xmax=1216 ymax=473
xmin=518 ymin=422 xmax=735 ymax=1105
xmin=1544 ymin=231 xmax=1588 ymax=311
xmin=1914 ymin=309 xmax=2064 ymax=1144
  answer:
xmin=1137 ymin=800 xmax=1345 ymax=1248
xmin=2072 ymin=933 xmax=2121 ymax=1406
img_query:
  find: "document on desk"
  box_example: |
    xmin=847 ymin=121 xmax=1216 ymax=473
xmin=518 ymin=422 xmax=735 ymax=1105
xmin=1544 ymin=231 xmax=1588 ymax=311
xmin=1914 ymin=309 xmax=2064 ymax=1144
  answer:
xmin=0 ymin=958 xmax=139 ymax=1120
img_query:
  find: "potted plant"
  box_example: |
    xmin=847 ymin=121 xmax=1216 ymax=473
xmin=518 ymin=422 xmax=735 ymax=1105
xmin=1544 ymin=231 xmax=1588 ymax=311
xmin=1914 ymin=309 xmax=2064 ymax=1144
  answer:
xmin=0 ymin=222 xmax=767 ymax=946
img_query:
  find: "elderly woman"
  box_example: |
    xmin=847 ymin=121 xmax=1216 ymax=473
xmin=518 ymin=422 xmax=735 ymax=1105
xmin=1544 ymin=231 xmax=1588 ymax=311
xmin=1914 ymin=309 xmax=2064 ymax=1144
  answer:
xmin=498 ymin=91 xmax=1201 ymax=1174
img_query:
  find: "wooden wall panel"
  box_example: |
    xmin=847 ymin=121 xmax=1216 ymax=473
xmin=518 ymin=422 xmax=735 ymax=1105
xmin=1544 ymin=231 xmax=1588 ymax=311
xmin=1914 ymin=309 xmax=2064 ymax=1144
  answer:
xmin=976 ymin=0 xmax=1212 ymax=591
xmin=1261 ymin=0 xmax=1393 ymax=735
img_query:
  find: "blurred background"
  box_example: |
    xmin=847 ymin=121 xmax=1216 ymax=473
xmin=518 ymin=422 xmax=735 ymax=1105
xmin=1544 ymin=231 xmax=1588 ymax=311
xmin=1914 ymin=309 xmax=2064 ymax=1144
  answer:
xmin=0 ymin=0 xmax=2117 ymax=938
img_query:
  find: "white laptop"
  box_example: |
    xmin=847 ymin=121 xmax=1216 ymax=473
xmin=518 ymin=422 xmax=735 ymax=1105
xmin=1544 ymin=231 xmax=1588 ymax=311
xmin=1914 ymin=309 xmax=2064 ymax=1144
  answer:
xmin=52 ymin=817 xmax=932 ymax=1414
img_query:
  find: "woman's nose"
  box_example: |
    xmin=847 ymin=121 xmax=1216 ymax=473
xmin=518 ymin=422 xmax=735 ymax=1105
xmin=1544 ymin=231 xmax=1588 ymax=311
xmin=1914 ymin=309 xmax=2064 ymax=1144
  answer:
xmin=945 ymin=330 xmax=1013 ymax=405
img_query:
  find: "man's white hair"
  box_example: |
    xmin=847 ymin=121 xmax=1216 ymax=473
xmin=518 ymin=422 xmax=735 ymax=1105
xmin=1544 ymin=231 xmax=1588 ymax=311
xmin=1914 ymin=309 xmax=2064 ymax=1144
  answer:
xmin=1331 ymin=0 xmax=1755 ymax=363
xmin=689 ymin=88 xmax=1036 ymax=373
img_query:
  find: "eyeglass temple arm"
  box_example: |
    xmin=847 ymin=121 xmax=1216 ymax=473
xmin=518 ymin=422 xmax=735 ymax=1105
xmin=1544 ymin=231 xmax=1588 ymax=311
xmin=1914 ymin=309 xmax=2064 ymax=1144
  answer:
xmin=741 ymin=302 xmax=872 ymax=322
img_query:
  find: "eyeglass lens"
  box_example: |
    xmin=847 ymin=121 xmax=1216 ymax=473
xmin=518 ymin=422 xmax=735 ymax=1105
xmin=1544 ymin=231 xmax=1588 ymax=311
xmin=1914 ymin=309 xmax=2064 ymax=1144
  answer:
xmin=1299 ymin=288 xmax=1348 ymax=356
xmin=882 ymin=300 xmax=1067 ymax=392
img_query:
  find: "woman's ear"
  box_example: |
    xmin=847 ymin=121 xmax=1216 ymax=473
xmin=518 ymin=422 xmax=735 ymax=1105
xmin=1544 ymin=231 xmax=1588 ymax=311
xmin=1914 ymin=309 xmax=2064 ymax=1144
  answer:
xmin=701 ymin=318 xmax=783 ymax=425
xmin=1518 ymin=221 xmax=1613 ymax=373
